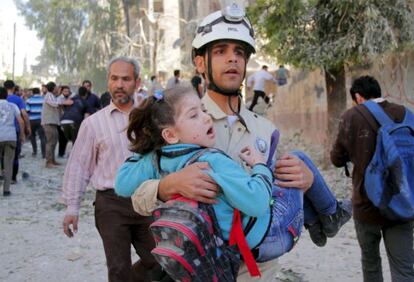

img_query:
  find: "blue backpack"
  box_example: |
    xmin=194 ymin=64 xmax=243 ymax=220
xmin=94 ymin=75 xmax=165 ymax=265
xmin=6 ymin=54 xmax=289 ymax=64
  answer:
xmin=359 ymin=100 xmax=414 ymax=221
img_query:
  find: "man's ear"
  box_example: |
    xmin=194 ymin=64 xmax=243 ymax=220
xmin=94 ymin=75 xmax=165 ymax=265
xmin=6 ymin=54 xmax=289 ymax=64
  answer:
xmin=161 ymin=127 xmax=179 ymax=144
xmin=194 ymin=55 xmax=206 ymax=76
xmin=355 ymin=93 xmax=366 ymax=105
xmin=135 ymin=77 xmax=141 ymax=91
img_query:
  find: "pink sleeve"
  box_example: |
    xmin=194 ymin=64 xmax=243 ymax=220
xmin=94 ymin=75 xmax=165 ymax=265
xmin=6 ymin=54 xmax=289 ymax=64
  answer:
xmin=61 ymin=120 xmax=96 ymax=215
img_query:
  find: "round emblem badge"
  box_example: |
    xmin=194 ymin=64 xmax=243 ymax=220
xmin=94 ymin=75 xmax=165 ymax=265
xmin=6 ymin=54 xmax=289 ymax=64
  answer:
xmin=255 ymin=138 xmax=268 ymax=154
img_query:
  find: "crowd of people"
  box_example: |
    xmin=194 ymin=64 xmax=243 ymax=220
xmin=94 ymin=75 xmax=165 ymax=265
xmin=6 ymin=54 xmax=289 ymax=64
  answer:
xmin=1 ymin=3 xmax=413 ymax=282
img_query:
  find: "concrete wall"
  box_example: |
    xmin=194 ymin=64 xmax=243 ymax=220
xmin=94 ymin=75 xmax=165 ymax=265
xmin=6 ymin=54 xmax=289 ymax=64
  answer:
xmin=265 ymin=50 xmax=414 ymax=144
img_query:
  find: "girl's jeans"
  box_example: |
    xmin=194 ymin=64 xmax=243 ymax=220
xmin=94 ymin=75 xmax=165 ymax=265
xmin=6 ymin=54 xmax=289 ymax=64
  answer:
xmin=256 ymin=151 xmax=337 ymax=262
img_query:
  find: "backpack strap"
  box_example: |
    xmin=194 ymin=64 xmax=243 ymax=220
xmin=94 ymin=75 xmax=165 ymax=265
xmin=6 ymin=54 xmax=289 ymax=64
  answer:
xmin=363 ymin=100 xmax=394 ymax=126
xmin=229 ymin=209 xmax=261 ymax=277
xmin=402 ymin=107 xmax=414 ymax=126
xmin=354 ymin=104 xmax=380 ymax=132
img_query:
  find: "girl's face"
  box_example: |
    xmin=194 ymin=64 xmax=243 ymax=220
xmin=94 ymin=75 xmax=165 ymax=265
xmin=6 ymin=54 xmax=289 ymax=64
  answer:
xmin=165 ymin=93 xmax=215 ymax=147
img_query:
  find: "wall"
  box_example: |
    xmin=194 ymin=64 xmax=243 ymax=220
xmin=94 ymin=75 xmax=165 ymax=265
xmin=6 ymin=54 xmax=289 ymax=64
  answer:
xmin=265 ymin=50 xmax=414 ymax=144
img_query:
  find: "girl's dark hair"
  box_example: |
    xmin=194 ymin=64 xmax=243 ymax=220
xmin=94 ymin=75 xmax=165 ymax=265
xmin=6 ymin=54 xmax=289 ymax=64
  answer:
xmin=127 ymin=85 xmax=197 ymax=154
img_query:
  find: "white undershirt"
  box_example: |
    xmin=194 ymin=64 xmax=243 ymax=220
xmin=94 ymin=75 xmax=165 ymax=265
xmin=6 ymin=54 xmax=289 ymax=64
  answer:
xmin=227 ymin=115 xmax=239 ymax=127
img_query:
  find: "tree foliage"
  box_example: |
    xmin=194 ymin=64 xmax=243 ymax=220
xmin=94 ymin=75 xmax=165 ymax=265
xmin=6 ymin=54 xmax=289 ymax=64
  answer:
xmin=248 ymin=0 xmax=414 ymax=70
xmin=15 ymin=0 xmax=123 ymax=92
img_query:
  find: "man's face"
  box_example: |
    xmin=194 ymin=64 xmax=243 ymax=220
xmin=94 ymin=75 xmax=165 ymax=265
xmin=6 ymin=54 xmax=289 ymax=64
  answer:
xmin=107 ymin=61 xmax=139 ymax=106
xmin=62 ymin=88 xmax=70 ymax=97
xmin=83 ymin=82 xmax=92 ymax=92
xmin=195 ymin=41 xmax=246 ymax=93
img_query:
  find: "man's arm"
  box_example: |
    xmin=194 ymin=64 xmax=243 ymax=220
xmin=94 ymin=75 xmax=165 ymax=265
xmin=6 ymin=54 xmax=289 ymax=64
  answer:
xmin=330 ymin=115 xmax=351 ymax=167
xmin=13 ymin=105 xmax=25 ymax=143
xmin=131 ymin=163 xmax=219 ymax=216
xmin=20 ymin=109 xmax=31 ymax=137
xmin=62 ymin=121 xmax=95 ymax=237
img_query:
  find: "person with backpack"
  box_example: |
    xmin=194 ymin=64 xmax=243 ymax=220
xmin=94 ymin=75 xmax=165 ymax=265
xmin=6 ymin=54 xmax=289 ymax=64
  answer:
xmin=331 ymin=75 xmax=414 ymax=282
xmin=115 ymin=85 xmax=351 ymax=280
xmin=275 ymin=65 xmax=289 ymax=86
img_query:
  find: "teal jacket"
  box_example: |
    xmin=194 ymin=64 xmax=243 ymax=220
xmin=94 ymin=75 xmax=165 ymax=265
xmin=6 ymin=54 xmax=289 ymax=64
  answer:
xmin=115 ymin=144 xmax=273 ymax=249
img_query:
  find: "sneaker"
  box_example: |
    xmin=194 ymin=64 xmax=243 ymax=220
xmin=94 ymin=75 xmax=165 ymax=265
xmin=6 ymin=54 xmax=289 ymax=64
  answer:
xmin=3 ymin=191 xmax=11 ymax=196
xmin=11 ymin=180 xmax=17 ymax=185
xmin=305 ymin=221 xmax=327 ymax=247
xmin=320 ymin=200 xmax=352 ymax=238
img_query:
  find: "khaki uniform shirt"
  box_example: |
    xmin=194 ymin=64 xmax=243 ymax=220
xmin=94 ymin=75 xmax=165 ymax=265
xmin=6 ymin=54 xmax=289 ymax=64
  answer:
xmin=131 ymin=93 xmax=279 ymax=281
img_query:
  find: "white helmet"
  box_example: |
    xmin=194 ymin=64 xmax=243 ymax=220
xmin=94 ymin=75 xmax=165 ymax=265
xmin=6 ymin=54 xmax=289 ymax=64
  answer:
xmin=192 ymin=3 xmax=256 ymax=56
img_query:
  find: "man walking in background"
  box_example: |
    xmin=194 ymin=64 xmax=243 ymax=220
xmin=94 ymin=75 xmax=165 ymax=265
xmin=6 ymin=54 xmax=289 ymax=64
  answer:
xmin=247 ymin=65 xmax=276 ymax=111
xmin=4 ymin=80 xmax=31 ymax=183
xmin=62 ymin=57 xmax=166 ymax=282
xmin=165 ymin=69 xmax=180 ymax=89
xmin=0 ymin=87 xmax=25 ymax=196
xmin=82 ymin=80 xmax=101 ymax=113
xmin=331 ymin=75 xmax=414 ymax=282
xmin=41 ymin=82 xmax=72 ymax=168
xmin=26 ymin=87 xmax=46 ymax=158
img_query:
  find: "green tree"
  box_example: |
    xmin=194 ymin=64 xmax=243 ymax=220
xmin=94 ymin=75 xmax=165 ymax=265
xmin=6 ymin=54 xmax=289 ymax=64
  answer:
xmin=248 ymin=0 xmax=414 ymax=146
xmin=15 ymin=0 xmax=124 ymax=92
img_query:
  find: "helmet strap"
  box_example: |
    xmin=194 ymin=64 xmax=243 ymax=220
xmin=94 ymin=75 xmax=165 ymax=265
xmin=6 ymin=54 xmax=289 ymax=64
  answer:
xmin=206 ymin=45 xmax=245 ymax=97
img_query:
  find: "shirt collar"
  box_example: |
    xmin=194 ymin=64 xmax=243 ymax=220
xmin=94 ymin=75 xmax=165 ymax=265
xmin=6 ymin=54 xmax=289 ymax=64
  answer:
xmin=372 ymin=97 xmax=385 ymax=103
xmin=108 ymin=95 xmax=138 ymax=115
xmin=201 ymin=93 xmax=253 ymax=131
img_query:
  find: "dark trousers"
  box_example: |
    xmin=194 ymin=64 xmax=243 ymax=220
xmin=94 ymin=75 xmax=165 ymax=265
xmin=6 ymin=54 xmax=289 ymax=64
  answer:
xmin=62 ymin=123 xmax=80 ymax=143
xmin=248 ymin=90 xmax=270 ymax=111
xmin=57 ymin=126 xmax=68 ymax=157
xmin=95 ymin=190 xmax=160 ymax=282
xmin=354 ymin=220 xmax=414 ymax=282
xmin=0 ymin=141 xmax=16 ymax=193
xmin=29 ymin=119 xmax=46 ymax=157
xmin=12 ymin=137 xmax=21 ymax=181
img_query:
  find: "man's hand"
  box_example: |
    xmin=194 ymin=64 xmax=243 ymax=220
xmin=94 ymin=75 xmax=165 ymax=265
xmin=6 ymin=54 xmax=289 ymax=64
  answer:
xmin=158 ymin=162 xmax=219 ymax=204
xmin=25 ymin=126 xmax=31 ymax=138
xmin=63 ymin=215 xmax=79 ymax=238
xmin=274 ymin=153 xmax=314 ymax=191
xmin=62 ymin=99 xmax=74 ymax=106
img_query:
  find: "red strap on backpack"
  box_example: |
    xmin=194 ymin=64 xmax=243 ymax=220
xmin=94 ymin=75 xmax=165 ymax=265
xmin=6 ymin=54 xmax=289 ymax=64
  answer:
xmin=229 ymin=209 xmax=261 ymax=277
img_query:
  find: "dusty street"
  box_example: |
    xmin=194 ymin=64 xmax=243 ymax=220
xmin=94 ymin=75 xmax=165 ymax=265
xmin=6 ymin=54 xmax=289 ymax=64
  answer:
xmin=0 ymin=138 xmax=391 ymax=282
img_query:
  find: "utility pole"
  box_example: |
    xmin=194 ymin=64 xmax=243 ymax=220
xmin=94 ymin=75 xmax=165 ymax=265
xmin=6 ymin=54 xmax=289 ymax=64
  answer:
xmin=12 ymin=22 xmax=16 ymax=80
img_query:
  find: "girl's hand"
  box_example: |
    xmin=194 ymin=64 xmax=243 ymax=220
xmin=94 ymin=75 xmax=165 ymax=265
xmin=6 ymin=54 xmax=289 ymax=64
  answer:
xmin=239 ymin=145 xmax=266 ymax=167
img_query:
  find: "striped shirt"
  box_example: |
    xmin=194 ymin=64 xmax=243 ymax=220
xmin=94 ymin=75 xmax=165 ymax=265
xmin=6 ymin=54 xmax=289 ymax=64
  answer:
xmin=26 ymin=94 xmax=44 ymax=120
xmin=62 ymin=101 xmax=135 ymax=216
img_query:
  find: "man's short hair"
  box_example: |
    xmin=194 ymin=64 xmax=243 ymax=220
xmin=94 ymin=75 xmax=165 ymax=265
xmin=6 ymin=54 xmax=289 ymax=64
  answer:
xmin=32 ymin=87 xmax=40 ymax=95
xmin=107 ymin=56 xmax=140 ymax=80
xmin=0 ymin=87 xmax=7 ymax=99
xmin=174 ymin=69 xmax=180 ymax=77
xmin=3 ymin=80 xmax=15 ymax=90
xmin=46 ymin=81 xmax=56 ymax=93
xmin=350 ymin=75 xmax=382 ymax=102
xmin=262 ymin=65 xmax=268 ymax=70
xmin=82 ymin=80 xmax=92 ymax=86
xmin=151 ymin=75 xmax=156 ymax=81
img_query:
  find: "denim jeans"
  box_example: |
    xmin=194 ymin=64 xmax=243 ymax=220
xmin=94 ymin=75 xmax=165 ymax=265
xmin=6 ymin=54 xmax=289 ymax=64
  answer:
xmin=256 ymin=151 xmax=337 ymax=262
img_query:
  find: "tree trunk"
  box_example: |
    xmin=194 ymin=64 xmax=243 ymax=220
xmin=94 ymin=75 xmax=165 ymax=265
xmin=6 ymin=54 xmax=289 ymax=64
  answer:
xmin=324 ymin=65 xmax=347 ymax=165
xmin=122 ymin=0 xmax=131 ymax=37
